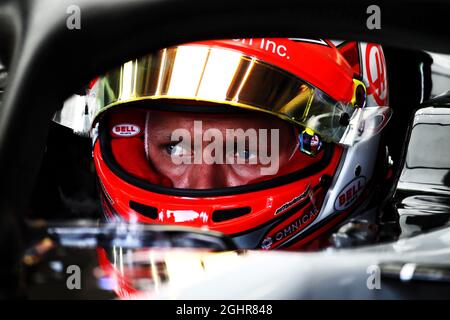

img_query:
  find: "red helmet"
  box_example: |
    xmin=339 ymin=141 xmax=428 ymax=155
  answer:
xmin=80 ymin=38 xmax=391 ymax=250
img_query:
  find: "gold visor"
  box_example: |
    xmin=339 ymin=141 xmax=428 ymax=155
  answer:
xmin=87 ymin=45 xmax=389 ymax=145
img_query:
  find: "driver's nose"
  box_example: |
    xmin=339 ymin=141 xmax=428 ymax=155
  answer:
xmin=181 ymin=163 xmax=228 ymax=189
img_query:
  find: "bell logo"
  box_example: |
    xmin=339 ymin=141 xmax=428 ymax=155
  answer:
xmin=334 ymin=176 xmax=366 ymax=211
xmin=112 ymin=124 xmax=141 ymax=137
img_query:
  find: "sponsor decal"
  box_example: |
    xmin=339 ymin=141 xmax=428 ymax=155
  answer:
xmin=112 ymin=124 xmax=141 ymax=137
xmin=274 ymin=185 xmax=311 ymax=216
xmin=334 ymin=176 xmax=366 ymax=211
xmin=261 ymin=205 xmax=319 ymax=250
xmin=365 ymin=43 xmax=388 ymax=105
xmin=232 ymin=38 xmax=330 ymax=62
xmin=232 ymin=38 xmax=290 ymax=59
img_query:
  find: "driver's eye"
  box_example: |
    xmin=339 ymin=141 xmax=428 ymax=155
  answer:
xmin=164 ymin=143 xmax=189 ymax=156
xmin=234 ymin=149 xmax=257 ymax=161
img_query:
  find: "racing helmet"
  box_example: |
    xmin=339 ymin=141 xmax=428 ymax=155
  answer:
xmin=83 ymin=38 xmax=391 ymax=250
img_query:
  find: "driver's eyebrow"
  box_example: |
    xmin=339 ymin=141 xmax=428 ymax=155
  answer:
xmin=149 ymin=129 xmax=176 ymax=142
